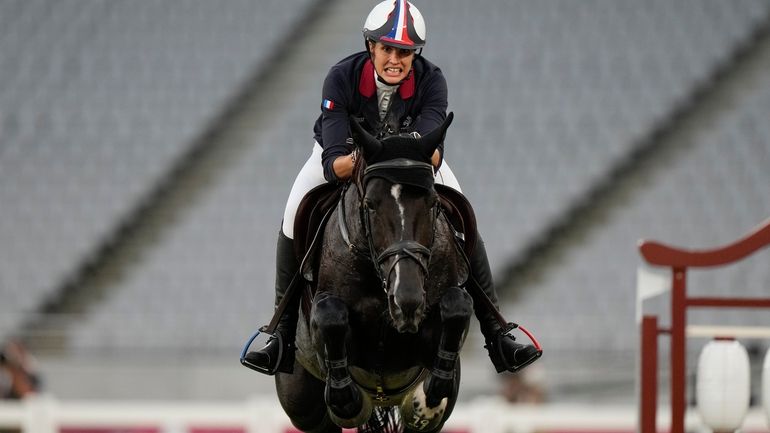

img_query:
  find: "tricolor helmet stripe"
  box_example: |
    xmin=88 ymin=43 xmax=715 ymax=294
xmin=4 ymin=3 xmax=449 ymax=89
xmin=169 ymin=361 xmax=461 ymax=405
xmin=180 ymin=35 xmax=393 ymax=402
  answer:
xmin=385 ymin=0 xmax=413 ymax=46
xmin=363 ymin=0 xmax=426 ymax=50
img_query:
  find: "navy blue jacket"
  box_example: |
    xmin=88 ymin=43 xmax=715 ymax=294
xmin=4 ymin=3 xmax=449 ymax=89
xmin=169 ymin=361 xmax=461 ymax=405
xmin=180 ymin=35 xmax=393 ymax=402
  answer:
xmin=313 ymin=51 xmax=448 ymax=182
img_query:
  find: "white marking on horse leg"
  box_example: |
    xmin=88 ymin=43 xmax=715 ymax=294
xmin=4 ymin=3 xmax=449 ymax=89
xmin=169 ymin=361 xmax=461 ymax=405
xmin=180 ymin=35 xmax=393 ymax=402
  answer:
xmin=408 ymin=380 xmax=447 ymax=430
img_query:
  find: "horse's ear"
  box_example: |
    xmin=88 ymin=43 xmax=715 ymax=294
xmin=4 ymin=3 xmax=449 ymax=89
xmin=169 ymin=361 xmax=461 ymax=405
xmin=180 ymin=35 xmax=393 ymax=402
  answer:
xmin=350 ymin=116 xmax=382 ymax=159
xmin=419 ymin=112 xmax=454 ymax=158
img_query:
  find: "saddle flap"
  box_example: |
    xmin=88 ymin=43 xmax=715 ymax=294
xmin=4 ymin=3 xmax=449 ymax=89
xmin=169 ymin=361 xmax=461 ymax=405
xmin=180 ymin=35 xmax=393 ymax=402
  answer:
xmin=435 ymin=184 xmax=477 ymax=256
xmin=293 ymin=182 xmax=344 ymax=281
xmin=293 ymin=183 xmax=341 ymax=258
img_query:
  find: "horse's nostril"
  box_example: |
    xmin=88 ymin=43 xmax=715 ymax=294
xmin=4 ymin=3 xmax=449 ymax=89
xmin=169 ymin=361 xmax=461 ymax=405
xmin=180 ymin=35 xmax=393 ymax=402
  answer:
xmin=389 ymin=291 xmax=425 ymax=334
xmin=394 ymin=289 xmax=424 ymax=313
xmin=398 ymin=300 xmax=423 ymax=319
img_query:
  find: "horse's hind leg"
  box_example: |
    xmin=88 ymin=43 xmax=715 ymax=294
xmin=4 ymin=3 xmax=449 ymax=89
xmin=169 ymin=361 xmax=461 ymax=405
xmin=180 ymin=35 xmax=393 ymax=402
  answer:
xmin=312 ymin=293 xmax=372 ymax=428
xmin=275 ymin=365 xmax=340 ymax=433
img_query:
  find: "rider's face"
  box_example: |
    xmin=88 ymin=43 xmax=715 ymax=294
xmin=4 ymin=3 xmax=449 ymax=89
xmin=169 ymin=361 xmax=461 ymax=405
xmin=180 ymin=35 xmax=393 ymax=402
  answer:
xmin=369 ymin=41 xmax=415 ymax=85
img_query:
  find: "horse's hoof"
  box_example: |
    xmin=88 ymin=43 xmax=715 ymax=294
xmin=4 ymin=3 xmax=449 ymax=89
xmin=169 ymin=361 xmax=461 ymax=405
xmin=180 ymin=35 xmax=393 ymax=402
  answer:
xmin=325 ymin=383 xmax=373 ymax=428
xmin=400 ymin=378 xmax=447 ymax=432
xmin=422 ymin=372 xmax=453 ymax=408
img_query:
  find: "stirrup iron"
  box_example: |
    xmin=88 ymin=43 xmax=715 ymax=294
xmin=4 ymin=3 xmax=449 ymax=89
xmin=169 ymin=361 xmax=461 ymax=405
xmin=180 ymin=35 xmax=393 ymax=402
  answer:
xmin=239 ymin=326 xmax=285 ymax=375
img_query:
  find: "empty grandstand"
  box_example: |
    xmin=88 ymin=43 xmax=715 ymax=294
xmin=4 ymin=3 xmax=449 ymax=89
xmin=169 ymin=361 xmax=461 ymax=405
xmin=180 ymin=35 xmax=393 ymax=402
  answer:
xmin=1 ymin=0 xmax=769 ymax=413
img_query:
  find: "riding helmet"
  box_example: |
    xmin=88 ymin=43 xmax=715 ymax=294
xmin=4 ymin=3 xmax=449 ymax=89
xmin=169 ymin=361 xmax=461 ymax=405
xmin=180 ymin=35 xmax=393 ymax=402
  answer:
xmin=363 ymin=0 xmax=426 ymax=50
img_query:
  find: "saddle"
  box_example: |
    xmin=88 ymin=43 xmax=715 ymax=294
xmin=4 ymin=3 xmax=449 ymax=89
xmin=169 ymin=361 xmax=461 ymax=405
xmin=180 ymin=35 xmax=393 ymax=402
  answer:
xmin=435 ymin=184 xmax=477 ymax=257
xmin=293 ymin=182 xmax=343 ymax=267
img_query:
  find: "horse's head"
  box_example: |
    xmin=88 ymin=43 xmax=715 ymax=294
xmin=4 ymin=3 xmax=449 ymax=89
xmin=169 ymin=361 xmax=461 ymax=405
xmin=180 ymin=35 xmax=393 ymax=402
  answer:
xmin=350 ymin=114 xmax=453 ymax=333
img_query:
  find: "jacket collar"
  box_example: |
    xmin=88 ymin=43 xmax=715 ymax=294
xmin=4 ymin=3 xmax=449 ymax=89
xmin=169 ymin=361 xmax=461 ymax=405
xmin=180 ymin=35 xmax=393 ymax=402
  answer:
xmin=359 ymin=59 xmax=415 ymax=100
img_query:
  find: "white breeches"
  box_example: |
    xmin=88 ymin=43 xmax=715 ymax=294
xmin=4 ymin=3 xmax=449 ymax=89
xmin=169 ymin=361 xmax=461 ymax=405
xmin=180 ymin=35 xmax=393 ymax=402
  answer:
xmin=281 ymin=142 xmax=462 ymax=239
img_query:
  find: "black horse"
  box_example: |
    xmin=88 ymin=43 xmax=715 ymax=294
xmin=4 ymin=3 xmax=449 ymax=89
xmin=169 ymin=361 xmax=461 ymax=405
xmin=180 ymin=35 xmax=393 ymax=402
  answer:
xmin=276 ymin=113 xmax=473 ymax=433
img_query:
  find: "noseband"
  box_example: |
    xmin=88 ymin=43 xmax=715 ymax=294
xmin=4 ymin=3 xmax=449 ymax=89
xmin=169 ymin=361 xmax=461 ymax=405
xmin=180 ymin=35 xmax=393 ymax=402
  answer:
xmin=338 ymin=159 xmax=438 ymax=294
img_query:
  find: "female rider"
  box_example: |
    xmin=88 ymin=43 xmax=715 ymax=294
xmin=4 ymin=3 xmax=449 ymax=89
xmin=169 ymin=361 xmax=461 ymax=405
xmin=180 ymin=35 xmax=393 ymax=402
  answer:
xmin=245 ymin=0 xmax=540 ymax=376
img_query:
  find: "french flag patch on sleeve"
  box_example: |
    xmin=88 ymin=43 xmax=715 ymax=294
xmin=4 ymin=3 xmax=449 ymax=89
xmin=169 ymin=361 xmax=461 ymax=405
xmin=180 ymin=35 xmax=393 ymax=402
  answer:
xmin=322 ymin=99 xmax=335 ymax=110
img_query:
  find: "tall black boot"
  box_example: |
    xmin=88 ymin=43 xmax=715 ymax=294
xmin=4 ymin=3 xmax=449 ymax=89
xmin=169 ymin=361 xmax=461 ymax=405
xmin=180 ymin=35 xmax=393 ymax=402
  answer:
xmin=469 ymin=236 xmax=541 ymax=373
xmin=243 ymin=230 xmax=300 ymax=375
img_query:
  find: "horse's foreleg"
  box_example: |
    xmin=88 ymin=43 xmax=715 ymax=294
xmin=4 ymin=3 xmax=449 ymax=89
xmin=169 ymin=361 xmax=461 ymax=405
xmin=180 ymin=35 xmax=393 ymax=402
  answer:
xmin=401 ymin=286 xmax=471 ymax=432
xmin=424 ymin=286 xmax=472 ymax=407
xmin=312 ymin=293 xmax=372 ymax=428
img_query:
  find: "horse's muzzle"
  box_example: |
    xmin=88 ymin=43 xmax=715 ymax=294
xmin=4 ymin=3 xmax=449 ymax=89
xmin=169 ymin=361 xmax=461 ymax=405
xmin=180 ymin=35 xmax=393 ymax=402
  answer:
xmin=380 ymin=243 xmax=430 ymax=334
xmin=389 ymin=291 xmax=425 ymax=334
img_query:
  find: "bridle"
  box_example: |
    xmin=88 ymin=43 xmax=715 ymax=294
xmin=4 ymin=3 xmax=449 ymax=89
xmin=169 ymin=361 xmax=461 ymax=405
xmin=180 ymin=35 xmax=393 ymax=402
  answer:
xmin=338 ymin=159 xmax=439 ymax=294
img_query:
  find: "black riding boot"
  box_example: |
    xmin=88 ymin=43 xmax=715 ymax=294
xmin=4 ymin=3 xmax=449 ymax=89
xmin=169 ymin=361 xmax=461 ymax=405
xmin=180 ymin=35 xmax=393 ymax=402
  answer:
xmin=470 ymin=236 xmax=541 ymax=373
xmin=244 ymin=230 xmax=300 ymax=375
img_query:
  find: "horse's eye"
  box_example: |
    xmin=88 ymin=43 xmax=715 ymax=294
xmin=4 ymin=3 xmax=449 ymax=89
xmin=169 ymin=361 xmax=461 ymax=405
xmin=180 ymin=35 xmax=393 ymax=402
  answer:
xmin=364 ymin=199 xmax=375 ymax=211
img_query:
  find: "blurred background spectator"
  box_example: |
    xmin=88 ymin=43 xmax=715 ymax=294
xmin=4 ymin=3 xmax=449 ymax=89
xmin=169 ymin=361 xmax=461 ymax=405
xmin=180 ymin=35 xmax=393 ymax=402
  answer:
xmin=501 ymin=366 xmax=546 ymax=404
xmin=0 ymin=339 xmax=41 ymax=400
